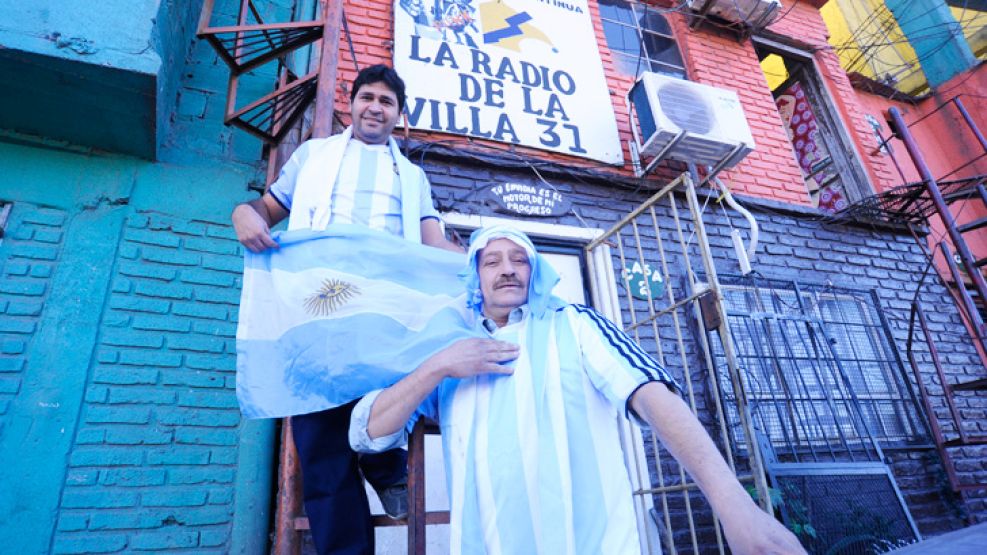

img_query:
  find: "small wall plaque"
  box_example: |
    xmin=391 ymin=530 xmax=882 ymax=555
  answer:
xmin=484 ymin=183 xmax=571 ymax=218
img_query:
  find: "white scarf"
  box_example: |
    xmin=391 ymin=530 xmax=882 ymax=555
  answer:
xmin=287 ymin=126 xmax=423 ymax=242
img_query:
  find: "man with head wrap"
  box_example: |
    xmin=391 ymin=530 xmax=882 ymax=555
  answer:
xmin=350 ymin=225 xmax=806 ymax=555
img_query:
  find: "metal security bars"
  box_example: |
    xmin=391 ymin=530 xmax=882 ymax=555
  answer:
xmin=705 ymin=275 xmax=923 ymax=552
xmin=586 ymin=173 xmax=770 ymax=555
xmin=711 ymin=276 xmax=930 ymax=460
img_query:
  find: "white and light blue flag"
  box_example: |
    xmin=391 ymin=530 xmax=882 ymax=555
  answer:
xmin=236 ymin=224 xmax=478 ymax=419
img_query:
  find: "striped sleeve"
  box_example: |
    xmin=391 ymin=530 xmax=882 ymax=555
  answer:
xmin=267 ymin=139 xmax=314 ymax=212
xmin=567 ymin=305 xmax=681 ymax=423
xmin=417 ymin=167 xmax=441 ymax=221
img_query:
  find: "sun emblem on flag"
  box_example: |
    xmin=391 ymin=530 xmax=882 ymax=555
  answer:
xmin=304 ymin=279 xmax=360 ymax=316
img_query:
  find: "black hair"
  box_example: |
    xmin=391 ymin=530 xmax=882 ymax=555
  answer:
xmin=350 ymin=64 xmax=407 ymax=112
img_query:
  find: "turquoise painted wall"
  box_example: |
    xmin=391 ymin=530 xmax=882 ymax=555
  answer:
xmin=885 ymin=0 xmax=978 ymax=89
xmin=0 ymin=0 xmax=286 ymax=552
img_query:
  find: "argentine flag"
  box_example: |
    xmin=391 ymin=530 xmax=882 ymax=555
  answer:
xmin=236 ymin=224 xmax=478 ymax=418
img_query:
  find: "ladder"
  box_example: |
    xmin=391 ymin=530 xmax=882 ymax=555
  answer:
xmin=889 ymin=102 xmax=987 ymax=496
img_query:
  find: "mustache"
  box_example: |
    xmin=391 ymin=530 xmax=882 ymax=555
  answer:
xmin=494 ymin=277 xmax=523 ymax=289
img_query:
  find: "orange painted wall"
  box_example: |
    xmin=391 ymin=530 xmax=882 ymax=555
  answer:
xmin=848 ymin=64 xmax=987 ymax=289
xmin=326 ymin=0 xmax=942 ymax=209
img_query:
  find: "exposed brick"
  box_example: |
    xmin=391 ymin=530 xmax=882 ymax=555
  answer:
xmin=0 ymin=280 xmax=45 ymax=296
xmin=147 ymin=447 xmax=211 ymax=466
xmin=167 ymin=334 xmax=225 ymax=353
xmin=65 ymin=469 xmax=99 ymax=486
xmin=61 ymin=489 xmax=139 ymax=509
xmin=168 ymin=467 xmax=236 ymax=485
xmin=51 ymin=534 xmax=128 ymax=554
xmin=141 ymin=246 xmax=201 ymax=266
xmin=191 ymin=320 xmax=237 ymax=337
xmin=207 ymin=488 xmax=234 ymax=505
xmin=100 ymin=329 xmax=165 ymax=349
xmin=0 ymin=358 xmax=25 ymax=372
xmin=117 ymin=260 xmax=178 ymax=281
xmin=175 ymin=427 xmax=238 ymax=446
xmin=124 ymin=228 xmax=181 ymax=248
xmin=4 ymin=261 xmax=29 ymax=275
xmin=75 ymin=428 xmax=106 ymax=445
xmin=171 ymin=301 xmax=228 ymax=320
xmin=160 ymin=370 xmax=225 ymax=389
xmin=134 ymin=281 xmax=194 ymax=300
xmin=10 ymin=244 xmax=58 ymax=261
xmin=93 ymin=366 xmax=158 ymax=385
xmin=107 ymin=387 xmax=177 ymax=405
xmin=22 ymin=209 xmax=66 ymax=226
xmin=183 ymin=236 xmax=240 ymax=255
xmin=194 ymin=285 xmax=241 ymax=305
xmin=99 ymin=468 xmax=167 ymax=487
xmin=1 ymin=339 xmax=26 ymax=354
xmin=117 ymin=350 xmax=183 ymax=368
xmin=158 ymin=406 xmax=240 ymax=427
xmin=177 ymin=505 xmax=233 ymax=525
xmin=85 ymin=406 xmax=152 ymax=425
xmin=104 ymin=426 xmax=173 ymax=445
xmin=199 ymin=528 xmax=230 ymax=548
xmin=34 ymin=229 xmax=63 ymax=243
xmin=130 ymin=529 xmax=199 ymax=550
xmin=56 ymin=513 xmax=89 ymax=532
xmin=142 ymin=489 xmax=208 ymax=507
xmin=202 ymin=256 xmax=243 ymax=273
xmin=6 ymin=301 xmax=42 ymax=316
xmin=109 ymin=296 xmax=171 ymax=314
xmin=185 ymin=354 xmax=236 ymax=371
xmin=209 ymin=448 xmax=237 ymax=465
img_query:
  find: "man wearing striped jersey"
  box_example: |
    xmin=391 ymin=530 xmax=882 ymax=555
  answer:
xmin=231 ymin=65 xmax=463 ymax=555
xmin=351 ymin=225 xmax=806 ymax=554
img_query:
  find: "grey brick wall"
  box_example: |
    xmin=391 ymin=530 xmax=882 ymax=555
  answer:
xmin=422 ymin=154 xmax=987 ymax=535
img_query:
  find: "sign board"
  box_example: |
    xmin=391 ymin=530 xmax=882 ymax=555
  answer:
xmin=483 ymin=182 xmax=570 ymax=217
xmin=622 ymin=261 xmax=665 ymax=301
xmin=394 ymin=0 xmax=623 ymax=164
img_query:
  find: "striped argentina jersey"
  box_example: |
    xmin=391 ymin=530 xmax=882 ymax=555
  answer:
xmin=270 ymin=139 xmax=439 ymax=235
xmin=352 ymin=304 xmax=680 ymax=554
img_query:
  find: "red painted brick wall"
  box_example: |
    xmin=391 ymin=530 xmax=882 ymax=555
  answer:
xmin=329 ymin=0 xmax=914 ymax=207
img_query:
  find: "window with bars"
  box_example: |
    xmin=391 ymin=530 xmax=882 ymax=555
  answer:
xmin=598 ymin=0 xmax=686 ymax=78
xmin=708 ymin=277 xmax=929 ymax=458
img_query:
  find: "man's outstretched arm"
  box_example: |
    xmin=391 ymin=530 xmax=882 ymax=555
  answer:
xmin=630 ymin=382 xmax=807 ymax=555
xmin=364 ymin=338 xmax=519 ymax=439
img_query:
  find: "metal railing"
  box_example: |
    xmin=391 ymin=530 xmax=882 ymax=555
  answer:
xmin=586 ymin=172 xmax=770 ymax=555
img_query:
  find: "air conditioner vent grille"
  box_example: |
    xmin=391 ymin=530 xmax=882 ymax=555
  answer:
xmin=657 ymin=82 xmax=714 ymax=135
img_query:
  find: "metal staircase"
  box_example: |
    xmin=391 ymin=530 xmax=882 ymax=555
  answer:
xmin=196 ymin=0 xmax=344 ymax=178
xmin=885 ymin=101 xmax=987 ymax=495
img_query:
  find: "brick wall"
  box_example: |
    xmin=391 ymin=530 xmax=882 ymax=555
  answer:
xmin=423 ymin=154 xmax=987 ymax=535
xmin=329 ymin=0 xmax=906 ymax=207
xmin=0 ymin=204 xmax=67 ymax=417
xmin=51 ymin=211 xmax=244 ymax=554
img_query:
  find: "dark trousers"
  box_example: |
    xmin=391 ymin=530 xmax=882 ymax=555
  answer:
xmin=292 ymin=400 xmax=408 ymax=555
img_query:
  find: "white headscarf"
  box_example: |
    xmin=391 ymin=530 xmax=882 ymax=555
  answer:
xmin=458 ymin=225 xmax=566 ymax=318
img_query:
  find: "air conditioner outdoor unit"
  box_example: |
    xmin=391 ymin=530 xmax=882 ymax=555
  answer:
xmin=687 ymin=0 xmax=782 ymax=27
xmin=628 ymin=72 xmax=755 ymax=170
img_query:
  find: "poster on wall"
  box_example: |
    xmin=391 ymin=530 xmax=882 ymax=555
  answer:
xmin=393 ymin=0 xmax=624 ymax=164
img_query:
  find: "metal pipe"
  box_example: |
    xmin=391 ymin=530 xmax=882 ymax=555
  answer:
xmin=940 ymin=241 xmax=987 ymax=352
xmin=953 ymin=97 xmax=987 ymax=154
xmin=889 ymin=107 xmax=987 ymax=342
xmin=918 ymin=302 xmax=968 ymax=447
xmin=313 ymin=0 xmax=343 ymax=138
